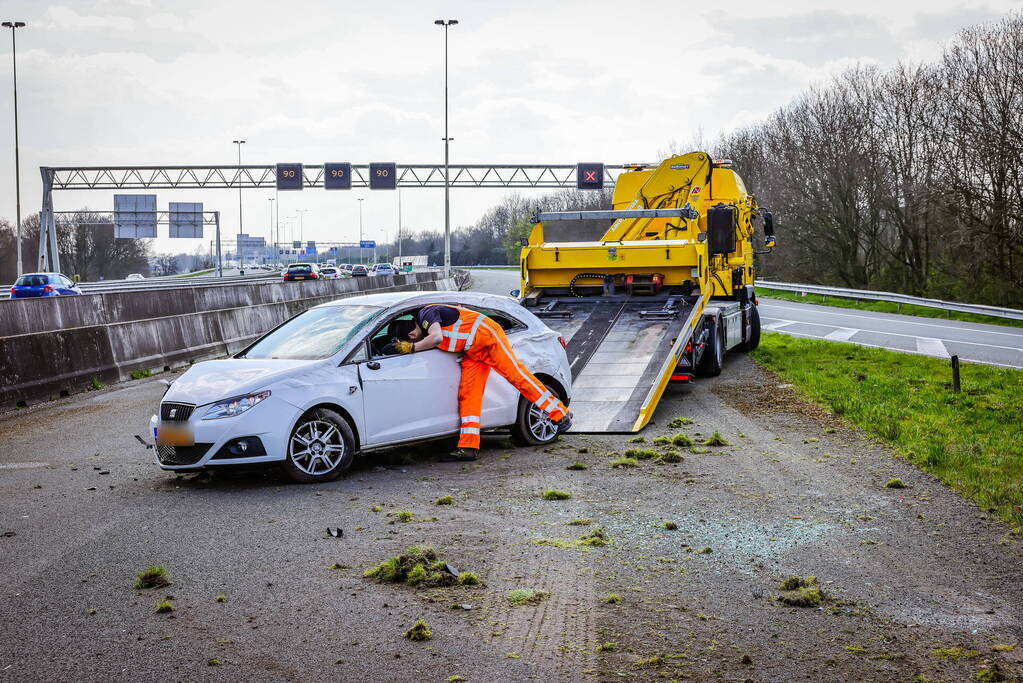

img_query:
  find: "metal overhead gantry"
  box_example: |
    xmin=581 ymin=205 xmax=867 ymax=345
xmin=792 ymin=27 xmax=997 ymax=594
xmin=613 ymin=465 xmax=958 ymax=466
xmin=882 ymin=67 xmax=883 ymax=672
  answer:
xmin=38 ymin=162 xmax=626 ymax=272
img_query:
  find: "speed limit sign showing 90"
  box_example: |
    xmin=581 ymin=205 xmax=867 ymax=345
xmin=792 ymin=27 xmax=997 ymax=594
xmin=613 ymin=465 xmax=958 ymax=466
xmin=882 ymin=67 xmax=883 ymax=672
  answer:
xmin=324 ymin=162 xmax=352 ymax=190
xmin=276 ymin=163 xmax=304 ymax=191
xmin=369 ymin=162 xmax=397 ymax=190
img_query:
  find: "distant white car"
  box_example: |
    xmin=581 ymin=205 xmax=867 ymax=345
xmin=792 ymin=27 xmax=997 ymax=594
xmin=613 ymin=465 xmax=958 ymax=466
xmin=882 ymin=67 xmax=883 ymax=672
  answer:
xmin=318 ymin=266 xmax=345 ymax=279
xmin=149 ymin=291 xmax=573 ymax=482
xmin=125 ymin=273 xmax=145 ymax=281
xmin=370 ymin=263 xmax=396 ymax=277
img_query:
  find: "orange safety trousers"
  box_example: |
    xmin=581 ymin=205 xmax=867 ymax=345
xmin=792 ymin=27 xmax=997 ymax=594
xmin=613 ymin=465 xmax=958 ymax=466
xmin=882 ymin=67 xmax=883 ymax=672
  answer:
xmin=436 ymin=309 xmax=567 ymax=450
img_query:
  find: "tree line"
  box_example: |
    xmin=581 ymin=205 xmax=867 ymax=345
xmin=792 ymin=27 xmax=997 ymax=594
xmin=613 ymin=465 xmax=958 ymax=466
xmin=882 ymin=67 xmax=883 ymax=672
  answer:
xmin=674 ymin=13 xmax=1023 ymax=306
xmin=410 ymin=12 xmax=1023 ymax=307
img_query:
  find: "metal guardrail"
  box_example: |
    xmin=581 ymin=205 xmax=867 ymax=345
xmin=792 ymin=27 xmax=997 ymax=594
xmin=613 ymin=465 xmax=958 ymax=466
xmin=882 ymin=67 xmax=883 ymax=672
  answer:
xmin=758 ymin=280 xmax=1023 ymax=322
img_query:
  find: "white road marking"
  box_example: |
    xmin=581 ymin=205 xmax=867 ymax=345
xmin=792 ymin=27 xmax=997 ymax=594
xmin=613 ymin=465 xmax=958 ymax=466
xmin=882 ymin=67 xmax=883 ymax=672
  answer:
xmin=769 ymin=329 xmax=1023 ymax=369
xmin=916 ymin=337 xmax=950 ymax=359
xmin=762 ymin=317 xmax=1022 ymax=352
xmin=762 ymin=318 xmax=797 ymax=331
xmin=824 ymin=327 xmax=859 ymax=342
xmin=760 ymin=300 xmax=1023 ymax=339
xmin=0 ymin=462 xmax=50 ymax=470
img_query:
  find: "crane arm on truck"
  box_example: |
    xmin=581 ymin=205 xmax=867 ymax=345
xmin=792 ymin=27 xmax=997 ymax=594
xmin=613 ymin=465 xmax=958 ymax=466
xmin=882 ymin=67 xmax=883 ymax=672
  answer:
xmin=517 ymin=152 xmax=777 ymax=433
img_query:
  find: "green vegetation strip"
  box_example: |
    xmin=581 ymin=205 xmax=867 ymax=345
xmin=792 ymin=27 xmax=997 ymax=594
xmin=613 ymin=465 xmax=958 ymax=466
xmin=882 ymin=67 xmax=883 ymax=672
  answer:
xmin=758 ymin=287 xmax=1023 ymax=329
xmin=752 ymin=333 xmax=1023 ymax=529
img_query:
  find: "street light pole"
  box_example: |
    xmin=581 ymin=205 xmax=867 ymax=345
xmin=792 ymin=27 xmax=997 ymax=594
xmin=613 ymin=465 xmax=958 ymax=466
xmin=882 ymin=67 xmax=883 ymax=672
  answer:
xmin=434 ymin=18 xmax=458 ymax=278
xmin=267 ymin=198 xmax=275 ymax=262
xmin=232 ymin=139 xmax=245 ymax=270
xmin=357 ymin=198 xmax=364 ymax=265
xmin=3 ymin=21 xmax=26 ymax=276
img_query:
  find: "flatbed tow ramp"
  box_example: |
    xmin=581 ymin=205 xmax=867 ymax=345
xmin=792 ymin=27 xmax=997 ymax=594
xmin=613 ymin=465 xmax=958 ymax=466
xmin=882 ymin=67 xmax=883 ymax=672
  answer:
xmin=532 ymin=293 xmax=708 ymax=433
xmin=516 ymin=152 xmax=778 ymax=433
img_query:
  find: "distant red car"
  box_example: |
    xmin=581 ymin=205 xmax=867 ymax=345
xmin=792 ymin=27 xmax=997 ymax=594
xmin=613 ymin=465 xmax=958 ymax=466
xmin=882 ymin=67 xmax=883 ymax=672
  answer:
xmin=282 ymin=263 xmax=319 ymax=281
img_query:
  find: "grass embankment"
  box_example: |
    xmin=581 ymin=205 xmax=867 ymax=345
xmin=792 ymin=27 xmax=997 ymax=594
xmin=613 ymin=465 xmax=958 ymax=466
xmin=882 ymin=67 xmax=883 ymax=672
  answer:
xmin=752 ymin=333 xmax=1023 ymax=530
xmin=757 ymin=287 xmax=1023 ymax=329
xmin=178 ymin=269 xmax=216 ymax=278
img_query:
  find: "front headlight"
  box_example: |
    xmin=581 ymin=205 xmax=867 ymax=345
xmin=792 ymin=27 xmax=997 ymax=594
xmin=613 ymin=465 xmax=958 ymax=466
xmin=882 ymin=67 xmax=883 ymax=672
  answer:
xmin=202 ymin=390 xmax=271 ymax=420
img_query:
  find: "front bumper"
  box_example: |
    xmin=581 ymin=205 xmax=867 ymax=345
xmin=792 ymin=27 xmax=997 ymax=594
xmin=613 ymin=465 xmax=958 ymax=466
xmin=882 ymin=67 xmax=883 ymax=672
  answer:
xmin=148 ymin=398 xmax=294 ymax=471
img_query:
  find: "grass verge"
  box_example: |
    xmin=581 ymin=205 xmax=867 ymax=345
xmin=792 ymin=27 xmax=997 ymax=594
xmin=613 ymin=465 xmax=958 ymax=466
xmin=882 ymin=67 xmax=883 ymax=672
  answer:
xmin=758 ymin=287 xmax=1022 ymax=329
xmin=752 ymin=333 xmax=1023 ymax=529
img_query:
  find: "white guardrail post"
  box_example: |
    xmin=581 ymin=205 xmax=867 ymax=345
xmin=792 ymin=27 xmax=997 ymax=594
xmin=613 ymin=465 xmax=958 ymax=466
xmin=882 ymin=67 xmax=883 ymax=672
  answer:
xmin=757 ymin=280 xmax=1023 ymax=322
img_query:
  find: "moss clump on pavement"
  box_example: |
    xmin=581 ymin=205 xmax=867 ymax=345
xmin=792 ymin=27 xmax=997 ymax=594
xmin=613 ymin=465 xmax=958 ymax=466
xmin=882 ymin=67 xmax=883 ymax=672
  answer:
xmin=567 ymin=518 xmax=593 ymax=526
xmin=135 ymin=565 xmax=170 ymax=589
xmin=657 ymin=449 xmax=683 ymax=463
xmin=624 ymin=448 xmax=658 ymax=460
xmin=930 ymin=647 xmax=980 ymax=660
xmin=776 ymin=576 xmax=823 ymax=607
xmin=703 ymin=432 xmax=730 ymax=447
xmin=628 ymin=436 xmax=645 ymax=443
xmin=404 ymin=619 xmax=432 ymax=641
xmin=565 ymin=461 xmax=588 ymax=470
xmin=508 ymin=588 xmax=550 ymax=606
xmin=595 ymin=642 xmax=617 ymax=652
xmin=885 ymin=478 xmax=908 ymax=489
xmin=578 ymin=527 xmax=610 ymax=546
xmin=661 ymin=521 xmax=679 ymax=530
xmin=435 ymin=495 xmax=453 ymax=505
xmin=456 ymin=572 xmax=481 ymax=586
xmin=364 ymin=545 xmax=457 ymax=588
xmin=606 ymin=593 xmax=622 ymax=604
xmin=669 ymin=417 xmax=694 ymax=427
xmin=154 ymin=600 xmax=174 ymax=613
xmin=542 ymin=489 xmax=572 ymax=500
xmin=610 ymin=457 xmax=640 ymax=469
xmin=671 ymin=433 xmax=694 ymax=448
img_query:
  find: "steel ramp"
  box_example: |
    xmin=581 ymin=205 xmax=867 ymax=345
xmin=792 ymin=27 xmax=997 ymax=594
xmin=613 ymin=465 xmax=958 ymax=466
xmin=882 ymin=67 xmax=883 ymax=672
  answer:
xmin=537 ymin=296 xmax=703 ymax=433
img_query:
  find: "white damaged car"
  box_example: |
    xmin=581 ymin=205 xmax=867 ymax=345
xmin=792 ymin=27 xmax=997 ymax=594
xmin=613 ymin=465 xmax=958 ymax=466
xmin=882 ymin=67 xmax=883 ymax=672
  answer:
xmin=149 ymin=291 xmax=573 ymax=482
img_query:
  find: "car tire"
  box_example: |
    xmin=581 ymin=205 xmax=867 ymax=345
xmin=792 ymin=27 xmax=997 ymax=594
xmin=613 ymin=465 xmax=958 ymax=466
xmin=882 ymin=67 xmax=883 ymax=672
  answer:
xmin=510 ymin=383 xmax=565 ymax=447
xmin=281 ymin=408 xmax=356 ymax=483
xmin=695 ymin=316 xmax=724 ymax=377
xmin=739 ymin=304 xmax=761 ymax=352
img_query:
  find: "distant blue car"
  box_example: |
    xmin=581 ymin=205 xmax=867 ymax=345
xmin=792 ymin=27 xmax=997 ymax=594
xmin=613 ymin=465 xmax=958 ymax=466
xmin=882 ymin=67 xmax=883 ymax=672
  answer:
xmin=9 ymin=272 xmax=82 ymax=299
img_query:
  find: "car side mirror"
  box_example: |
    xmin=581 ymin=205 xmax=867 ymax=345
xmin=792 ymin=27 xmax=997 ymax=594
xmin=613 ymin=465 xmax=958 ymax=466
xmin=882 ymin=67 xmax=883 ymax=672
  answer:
xmin=763 ymin=211 xmax=776 ymax=247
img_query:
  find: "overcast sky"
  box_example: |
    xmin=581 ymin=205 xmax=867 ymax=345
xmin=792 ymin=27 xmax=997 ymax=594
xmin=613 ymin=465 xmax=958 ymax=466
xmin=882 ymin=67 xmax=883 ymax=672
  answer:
xmin=0 ymin=0 xmax=1019 ymax=255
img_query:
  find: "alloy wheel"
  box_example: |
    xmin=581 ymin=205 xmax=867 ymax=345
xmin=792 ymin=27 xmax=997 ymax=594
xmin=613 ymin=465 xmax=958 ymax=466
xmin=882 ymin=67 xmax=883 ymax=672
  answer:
xmin=289 ymin=420 xmax=346 ymax=475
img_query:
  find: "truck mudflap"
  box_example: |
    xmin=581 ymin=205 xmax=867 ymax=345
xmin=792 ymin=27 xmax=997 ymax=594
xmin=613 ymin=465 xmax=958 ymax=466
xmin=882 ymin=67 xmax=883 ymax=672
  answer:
xmin=535 ymin=290 xmax=710 ymax=433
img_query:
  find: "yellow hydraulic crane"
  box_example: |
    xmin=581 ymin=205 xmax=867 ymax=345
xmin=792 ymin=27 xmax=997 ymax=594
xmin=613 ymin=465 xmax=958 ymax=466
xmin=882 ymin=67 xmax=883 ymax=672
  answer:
xmin=516 ymin=152 xmax=776 ymax=433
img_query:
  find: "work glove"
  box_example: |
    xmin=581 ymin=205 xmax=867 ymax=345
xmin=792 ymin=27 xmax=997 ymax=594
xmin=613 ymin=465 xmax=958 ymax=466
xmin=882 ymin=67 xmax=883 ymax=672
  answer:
xmin=393 ymin=341 xmax=414 ymax=354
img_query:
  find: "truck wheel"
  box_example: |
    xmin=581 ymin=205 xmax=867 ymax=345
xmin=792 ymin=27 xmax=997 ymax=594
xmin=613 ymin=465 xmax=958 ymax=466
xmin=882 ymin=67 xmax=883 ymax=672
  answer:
xmin=281 ymin=408 xmax=356 ymax=483
xmin=695 ymin=316 xmax=723 ymax=377
xmin=740 ymin=305 xmax=761 ymax=352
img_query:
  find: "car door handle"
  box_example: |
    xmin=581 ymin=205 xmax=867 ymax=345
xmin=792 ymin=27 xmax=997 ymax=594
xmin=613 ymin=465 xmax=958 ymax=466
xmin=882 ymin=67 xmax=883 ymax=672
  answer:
xmin=366 ymin=361 xmax=381 ymax=370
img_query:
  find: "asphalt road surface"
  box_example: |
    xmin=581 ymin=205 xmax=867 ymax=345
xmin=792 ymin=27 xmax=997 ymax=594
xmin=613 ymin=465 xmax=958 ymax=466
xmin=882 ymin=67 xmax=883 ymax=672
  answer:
xmin=2 ymin=352 xmax=1021 ymax=681
xmin=2 ymin=269 xmax=1021 ymax=681
xmin=468 ymin=269 xmax=1023 ymax=368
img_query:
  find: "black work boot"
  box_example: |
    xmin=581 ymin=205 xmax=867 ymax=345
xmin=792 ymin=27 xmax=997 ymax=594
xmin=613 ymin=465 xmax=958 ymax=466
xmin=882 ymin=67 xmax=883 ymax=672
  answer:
xmin=556 ymin=412 xmax=573 ymax=435
xmin=440 ymin=448 xmax=478 ymax=462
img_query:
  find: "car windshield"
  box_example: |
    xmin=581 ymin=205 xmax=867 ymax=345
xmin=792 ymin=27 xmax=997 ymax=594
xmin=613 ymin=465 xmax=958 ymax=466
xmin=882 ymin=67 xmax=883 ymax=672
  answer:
xmin=239 ymin=305 xmax=383 ymax=360
xmin=15 ymin=274 xmax=49 ymax=286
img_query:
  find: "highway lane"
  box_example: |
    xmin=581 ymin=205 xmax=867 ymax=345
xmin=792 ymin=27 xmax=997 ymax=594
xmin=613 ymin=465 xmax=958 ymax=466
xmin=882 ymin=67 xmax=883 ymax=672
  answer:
xmin=759 ymin=298 xmax=1023 ymax=368
xmin=466 ymin=269 xmax=1023 ymax=368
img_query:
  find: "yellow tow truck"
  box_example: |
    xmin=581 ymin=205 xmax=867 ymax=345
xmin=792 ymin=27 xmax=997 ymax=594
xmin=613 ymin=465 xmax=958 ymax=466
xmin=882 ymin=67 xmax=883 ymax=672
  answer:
xmin=516 ymin=152 xmax=777 ymax=433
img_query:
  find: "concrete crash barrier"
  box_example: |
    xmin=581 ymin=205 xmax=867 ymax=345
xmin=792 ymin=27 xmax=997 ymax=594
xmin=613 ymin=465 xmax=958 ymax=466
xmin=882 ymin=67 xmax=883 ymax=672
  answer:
xmin=0 ymin=272 xmax=458 ymax=411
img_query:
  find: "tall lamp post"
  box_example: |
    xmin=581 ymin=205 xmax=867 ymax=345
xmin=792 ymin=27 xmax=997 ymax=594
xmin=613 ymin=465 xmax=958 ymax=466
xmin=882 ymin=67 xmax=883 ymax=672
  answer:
xmin=357 ymin=198 xmax=364 ymax=264
xmin=232 ymin=139 xmax=245 ymax=270
xmin=3 ymin=21 xmax=26 ymax=276
xmin=267 ymin=198 xmax=275 ymax=262
xmin=434 ymin=18 xmax=457 ymax=277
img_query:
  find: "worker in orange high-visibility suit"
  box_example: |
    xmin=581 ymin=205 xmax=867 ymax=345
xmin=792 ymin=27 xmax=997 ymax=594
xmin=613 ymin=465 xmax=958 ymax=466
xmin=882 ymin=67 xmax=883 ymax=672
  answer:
xmin=392 ymin=304 xmax=571 ymax=462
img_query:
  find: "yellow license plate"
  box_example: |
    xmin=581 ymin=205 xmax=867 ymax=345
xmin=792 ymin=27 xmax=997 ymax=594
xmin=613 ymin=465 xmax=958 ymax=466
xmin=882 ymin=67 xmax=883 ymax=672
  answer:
xmin=294 ymin=276 xmax=305 ymax=280
xmin=157 ymin=424 xmax=194 ymax=447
